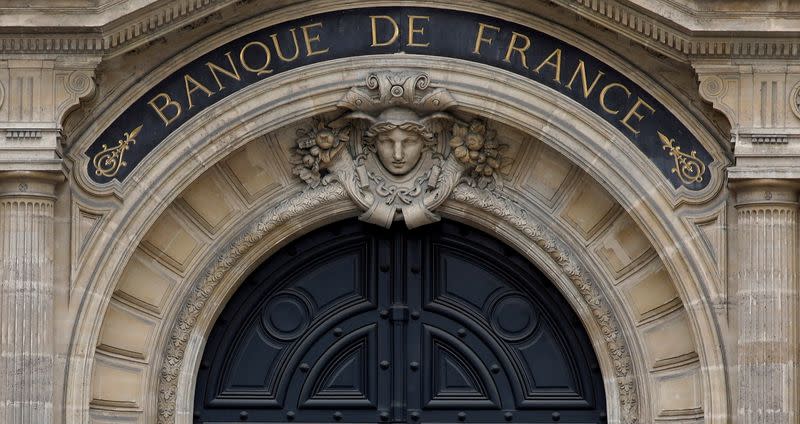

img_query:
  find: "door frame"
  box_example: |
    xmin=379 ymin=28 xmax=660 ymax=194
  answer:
xmin=193 ymin=218 xmax=609 ymax=422
xmin=155 ymin=183 xmax=639 ymax=424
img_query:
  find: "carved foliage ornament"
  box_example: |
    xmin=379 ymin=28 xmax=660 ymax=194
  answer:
xmin=156 ymin=184 xmax=640 ymax=424
xmin=157 ymin=72 xmax=639 ymax=424
xmin=289 ymin=71 xmax=506 ymax=229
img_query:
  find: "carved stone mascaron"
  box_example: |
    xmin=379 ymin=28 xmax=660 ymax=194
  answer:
xmin=289 ymin=71 xmax=505 ymax=228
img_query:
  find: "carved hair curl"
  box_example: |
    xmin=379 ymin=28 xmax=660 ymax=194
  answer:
xmin=365 ymin=122 xmax=434 ymax=141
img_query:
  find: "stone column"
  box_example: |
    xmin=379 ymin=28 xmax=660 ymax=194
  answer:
xmin=0 ymin=171 xmax=61 ymax=424
xmin=732 ymin=179 xmax=799 ymax=423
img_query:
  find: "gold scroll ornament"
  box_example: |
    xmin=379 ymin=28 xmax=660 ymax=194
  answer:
xmin=658 ymin=131 xmax=706 ymax=186
xmin=92 ymin=125 xmax=143 ymax=178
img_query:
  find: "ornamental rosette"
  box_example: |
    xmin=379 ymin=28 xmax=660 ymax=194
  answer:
xmin=289 ymin=119 xmax=350 ymax=188
xmin=449 ymin=119 xmax=503 ymax=189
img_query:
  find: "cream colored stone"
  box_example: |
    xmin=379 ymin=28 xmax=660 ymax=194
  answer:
xmin=642 ymin=310 xmax=698 ymax=368
xmin=67 ymin=59 xmax=725 ymax=424
xmin=177 ymin=167 xmax=240 ymax=234
xmin=559 ymin=175 xmax=618 ymax=239
xmin=97 ymin=301 xmax=156 ymax=360
xmin=140 ymin=209 xmax=203 ymax=273
xmin=0 ymin=172 xmax=60 ymax=424
xmin=517 ymin=143 xmax=576 ymax=205
xmin=114 ymin=249 xmax=175 ymax=314
xmin=731 ymin=179 xmax=799 ymax=424
xmin=655 ymin=370 xmax=704 ymax=417
xmin=8 ymin=2 xmax=795 ymax=424
xmin=219 ymin=139 xmax=282 ymax=202
xmin=595 ymin=213 xmax=654 ymax=278
xmin=626 ymin=264 xmax=680 ymax=321
xmin=90 ymin=359 xmax=142 ymax=408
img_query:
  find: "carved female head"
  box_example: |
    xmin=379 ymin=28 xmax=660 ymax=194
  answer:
xmin=364 ymin=108 xmax=435 ymax=175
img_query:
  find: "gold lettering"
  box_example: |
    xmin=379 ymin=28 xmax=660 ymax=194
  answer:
xmin=370 ymin=16 xmax=400 ymax=47
xmin=599 ymin=82 xmax=631 ymax=115
xmin=472 ymin=22 xmax=500 ymax=55
xmin=206 ymin=52 xmax=241 ymax=91
xmin=503 ymin=32 xmax=531 ymax=69
xmin=184 ymin=74 xmax=214 ymax=109
xmin=565 ymin=60 xmax=604 ymax=98
xmin=239 ymin=41 xmax=273 ymax=76
xmin=300 ymin=22 xmax=329 ymax=56
xmin=407 ymin=15 xmax=430 ymax=47
xmin=270 ymin=28 xmax=301 ymax=62
xmin=620 ymin=97 xmax=655 ymax=135
xmin=147 ymin=93 xmax=182 ymax=126
xmin=533 ymin=48 xmax=562 ymax=83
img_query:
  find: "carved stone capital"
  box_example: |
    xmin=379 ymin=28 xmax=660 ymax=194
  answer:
xmin=0 ymin=170 xmax=63 ymax=199
xmin=729 ymin=178 xmax=800 ymax=208
xmin=0 ymin=57 xmax=99 ymax=173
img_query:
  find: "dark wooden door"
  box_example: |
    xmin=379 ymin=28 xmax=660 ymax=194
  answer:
xmin=194 ymin=219 xmax=607 ymax=423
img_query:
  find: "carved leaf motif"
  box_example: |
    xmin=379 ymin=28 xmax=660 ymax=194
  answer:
xmin=291 ymin=119 xmax=351 ymax=188
xmin=448 ymin=185 xmax=639 ymax=423
xmin=448 ymin=119 xmax=504 ymax=190
xmin=158 ymin=184 xmax=350 ymax=424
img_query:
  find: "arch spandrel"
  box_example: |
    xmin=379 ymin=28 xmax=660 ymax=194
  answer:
xmin=63 ymin=4 xmax=729 ymax=424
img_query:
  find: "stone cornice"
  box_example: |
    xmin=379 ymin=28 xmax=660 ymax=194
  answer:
xmin=628 ymin=0 xmax=800 ymax=33
xmin=0 ymin=0 xmax=799 ymax=61
xmin=553 ymin=0 xmax=800 ymax=61
xmin=0 ymin=0 xmax=231 ymax=56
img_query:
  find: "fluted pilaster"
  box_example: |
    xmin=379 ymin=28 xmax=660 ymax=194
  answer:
xmin=0 ymin=171 xmax=60 ymax=424
xmin=733 ymin=179 xmax=800 ymax=423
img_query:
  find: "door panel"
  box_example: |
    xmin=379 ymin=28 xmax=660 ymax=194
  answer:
xmin=194 ymin=219 xmax=606 ymax=423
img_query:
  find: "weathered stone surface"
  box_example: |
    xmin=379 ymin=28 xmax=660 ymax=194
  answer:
xmin=0 ymin=2 xmax=798 ymax=424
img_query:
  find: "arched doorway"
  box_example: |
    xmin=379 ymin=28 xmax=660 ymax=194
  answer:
xmin=194 ymin=219 xmax=606 ymax=423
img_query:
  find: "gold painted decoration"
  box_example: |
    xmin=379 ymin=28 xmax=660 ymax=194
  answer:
xmin=92 ymin=125 xmax=143 ymax=178
xmin=658 ymin=131 xmax=706 ymax=185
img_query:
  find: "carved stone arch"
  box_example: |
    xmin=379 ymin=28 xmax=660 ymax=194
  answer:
xmin=66 ymin=62 xmax=728 ymax=424
xmin=151 ymin=182 xmax=642 ymax=424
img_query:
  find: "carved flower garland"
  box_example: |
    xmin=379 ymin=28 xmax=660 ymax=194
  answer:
xmin=449 ymin=119 xmax=503 ymax=189
xmin=289 ymin=119 xmax=350 ymax=188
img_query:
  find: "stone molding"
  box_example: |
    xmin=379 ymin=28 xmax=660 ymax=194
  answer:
xmin=694 ymin=64 xmax=800 ymax=180
xmin=0 ymin=0 xmax=228 ymax=55
xmin=157 ymin=183 xmax=350 ymax=424
xmin=63 ymin=61 xmax=727 ymax=424
xmin=68 ymin=56 xmax=727 ymax=208
xmin=0 ymin=0 xmax=799 ymax=63
xmin=447 ymin=185 xmax=639 ymax=422
xmin=556 ymin=0 xmax=800 ymax=61
xmin=0 ymin=170 xmax=63 ymax=424
xmin=730 ymin=179 xmax=800 ymax=207
xmin=0 ymin=170 xmax=64 ymax=199
xmin=0 ymin=58 xmax=98 ymax=172
xmin=156 ymin=182 xmax=640 ymax=424
xmin=729 ymin=179 xmax=799 ymax=424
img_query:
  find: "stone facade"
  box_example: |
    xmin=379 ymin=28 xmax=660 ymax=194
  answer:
xmin=0 ymin=1 xmax=797 ymax=423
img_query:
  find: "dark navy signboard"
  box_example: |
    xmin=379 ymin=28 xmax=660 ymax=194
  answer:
xmin=87 ymin=7 xmax=712 ymax=190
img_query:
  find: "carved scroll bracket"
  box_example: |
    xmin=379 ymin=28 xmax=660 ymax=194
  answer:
xmin=0 ymin=58 xmax=98 ymax=173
